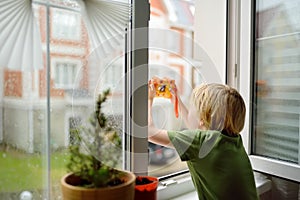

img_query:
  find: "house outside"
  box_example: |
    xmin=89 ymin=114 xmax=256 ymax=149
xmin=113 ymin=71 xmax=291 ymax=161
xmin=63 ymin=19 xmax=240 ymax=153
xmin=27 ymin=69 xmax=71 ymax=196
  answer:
xmin=0 ymin=0 xmax=195 ymax=153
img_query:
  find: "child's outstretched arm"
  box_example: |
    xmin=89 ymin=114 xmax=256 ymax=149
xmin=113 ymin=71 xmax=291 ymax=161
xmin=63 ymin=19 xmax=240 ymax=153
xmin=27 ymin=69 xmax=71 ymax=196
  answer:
xmin=170 ymin=80 xmax=202 ymax=129
xmin=148 ymin=79 xmax=174 ymax=148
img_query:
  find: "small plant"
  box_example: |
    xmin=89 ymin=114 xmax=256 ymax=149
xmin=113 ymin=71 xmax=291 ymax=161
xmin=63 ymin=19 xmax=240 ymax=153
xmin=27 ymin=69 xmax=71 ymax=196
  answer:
xmin=67 ymin=89 xmax=123 ymax=188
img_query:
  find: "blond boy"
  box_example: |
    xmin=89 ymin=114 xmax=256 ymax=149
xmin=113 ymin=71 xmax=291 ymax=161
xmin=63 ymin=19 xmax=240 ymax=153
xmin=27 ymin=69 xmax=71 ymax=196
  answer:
xmin=148 ymin=80 xmax=258 ymax=200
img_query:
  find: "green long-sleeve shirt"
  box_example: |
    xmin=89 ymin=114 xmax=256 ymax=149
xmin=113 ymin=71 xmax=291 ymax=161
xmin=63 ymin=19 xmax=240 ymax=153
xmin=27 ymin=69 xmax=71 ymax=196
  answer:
xmin=168 ymin=130 xmax=259 ymax=200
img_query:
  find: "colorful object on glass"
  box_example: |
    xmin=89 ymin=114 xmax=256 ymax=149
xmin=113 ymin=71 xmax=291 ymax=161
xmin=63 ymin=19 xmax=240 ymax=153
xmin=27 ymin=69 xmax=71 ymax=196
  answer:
xmin=153 ymin=79 xmax=179 ymax=118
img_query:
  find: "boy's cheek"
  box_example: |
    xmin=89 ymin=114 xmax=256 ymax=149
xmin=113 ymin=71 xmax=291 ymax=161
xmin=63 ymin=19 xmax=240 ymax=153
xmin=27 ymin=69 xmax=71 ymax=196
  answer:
xmin=187 ymin=111 xmax=200 ymax=129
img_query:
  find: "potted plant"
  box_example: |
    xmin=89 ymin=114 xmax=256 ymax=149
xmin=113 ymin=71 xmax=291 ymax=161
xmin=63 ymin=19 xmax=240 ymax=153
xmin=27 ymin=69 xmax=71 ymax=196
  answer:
xmin=61 ymin=89 xmax=135 ymax=200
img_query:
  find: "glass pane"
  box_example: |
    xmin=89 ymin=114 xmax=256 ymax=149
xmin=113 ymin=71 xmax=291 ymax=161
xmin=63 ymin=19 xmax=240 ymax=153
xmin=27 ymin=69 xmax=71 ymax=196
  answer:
xmin=0 ymin=0 xmax=128 ymax=199
xmin=148 ymin=0 xmax=198 ymax=176
xmin=253 ymin=0 xmax=300 ymax=164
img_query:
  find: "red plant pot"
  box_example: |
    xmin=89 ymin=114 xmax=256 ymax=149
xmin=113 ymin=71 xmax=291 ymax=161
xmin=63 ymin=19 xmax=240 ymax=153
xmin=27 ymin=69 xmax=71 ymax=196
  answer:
xmin=135 ymin=176 xmax=159 ymax=200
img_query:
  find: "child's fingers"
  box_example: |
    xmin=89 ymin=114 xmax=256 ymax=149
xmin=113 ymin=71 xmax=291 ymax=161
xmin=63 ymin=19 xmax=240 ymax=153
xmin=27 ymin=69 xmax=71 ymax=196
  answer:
xmin=151 ymin=76 xmax=160 ymax=83
xmin=148 ymin=80 xmax=156 ymax=99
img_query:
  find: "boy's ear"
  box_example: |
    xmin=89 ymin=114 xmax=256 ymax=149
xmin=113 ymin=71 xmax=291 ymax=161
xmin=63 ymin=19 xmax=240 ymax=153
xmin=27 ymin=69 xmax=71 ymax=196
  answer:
xmin=199 ymin=120 xmax=207 ymax=130
xmin=199 ymin=120 xmax=204 ymax=126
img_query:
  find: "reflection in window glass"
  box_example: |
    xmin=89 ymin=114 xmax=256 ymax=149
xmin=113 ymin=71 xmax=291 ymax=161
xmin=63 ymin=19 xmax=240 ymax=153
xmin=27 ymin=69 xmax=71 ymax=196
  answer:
xmin=148 ymin=0 xmax=197 ymax=177
xmin=253 ymin=0 xmax=300 ymax=163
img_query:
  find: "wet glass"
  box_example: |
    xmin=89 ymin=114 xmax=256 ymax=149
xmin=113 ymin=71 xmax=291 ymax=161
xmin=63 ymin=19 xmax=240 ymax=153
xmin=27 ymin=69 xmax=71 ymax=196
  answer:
xmin=0 ymin=0 xmax=128 ymax=199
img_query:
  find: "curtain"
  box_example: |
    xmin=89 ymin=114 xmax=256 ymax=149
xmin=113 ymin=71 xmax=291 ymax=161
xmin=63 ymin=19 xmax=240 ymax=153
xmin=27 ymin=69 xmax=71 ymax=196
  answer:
xmin=0 ymin=0 xmax=130 ymax=70
xmin=0 ymin=0 xmax=43 ymax=70
xmin=80 ymin=0 xmax=131 ymax=58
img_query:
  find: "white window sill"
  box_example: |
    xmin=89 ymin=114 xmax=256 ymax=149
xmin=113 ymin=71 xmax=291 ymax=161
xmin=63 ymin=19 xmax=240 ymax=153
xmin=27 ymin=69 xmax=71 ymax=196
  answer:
xmin=157 ymin=172 xmax=272 ymax=200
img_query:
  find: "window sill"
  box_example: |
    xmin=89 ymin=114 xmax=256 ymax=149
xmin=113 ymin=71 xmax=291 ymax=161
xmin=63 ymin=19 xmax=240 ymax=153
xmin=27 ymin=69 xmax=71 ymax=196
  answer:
xmin=157 ymin=171 xmax=272 ymax=200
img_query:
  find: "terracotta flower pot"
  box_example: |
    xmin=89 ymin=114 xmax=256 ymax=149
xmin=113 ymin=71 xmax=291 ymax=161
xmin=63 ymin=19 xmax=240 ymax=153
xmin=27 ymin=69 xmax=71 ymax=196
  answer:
xmin=135 ymin=176 xmax=159 ymax=200
xmin=61 ymin=171 xmax=136 ymax=200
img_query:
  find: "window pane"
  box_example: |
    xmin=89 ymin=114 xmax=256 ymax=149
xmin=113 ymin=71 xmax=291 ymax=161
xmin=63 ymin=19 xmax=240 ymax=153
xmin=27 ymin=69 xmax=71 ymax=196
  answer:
xmin=0 ymin=0 xmax=128 ymax=199
xmin=253 ymin=0 xmax=300 ymax=164
xmin=148 ymin=0 xmax=197 ymax=176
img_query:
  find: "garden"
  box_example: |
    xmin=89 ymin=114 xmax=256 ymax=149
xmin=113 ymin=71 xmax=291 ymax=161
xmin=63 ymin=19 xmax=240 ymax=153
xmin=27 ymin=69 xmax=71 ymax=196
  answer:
xmin=0 ymin=145 xmax=69 ymax=198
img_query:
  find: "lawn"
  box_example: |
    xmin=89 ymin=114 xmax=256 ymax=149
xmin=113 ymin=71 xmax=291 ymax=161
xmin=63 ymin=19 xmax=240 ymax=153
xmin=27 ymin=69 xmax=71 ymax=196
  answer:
xmin=0 ymin=148 xmax=69 ymax=193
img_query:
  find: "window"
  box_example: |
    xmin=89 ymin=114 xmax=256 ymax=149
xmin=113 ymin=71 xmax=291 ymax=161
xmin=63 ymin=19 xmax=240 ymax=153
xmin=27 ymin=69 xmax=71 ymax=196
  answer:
xmin=239 ymin=0 xmax=300 ymax=196
xmin=52 ymin=9 xmax=81 ymax=40
xmin=253 ymin=0 xmax=300 ymax=164
xmin=0 ymin=0 xmax=132 ymax=199
xmin=251 ymin=0 xmax=300 ymax=179
xmin=53 ymin=62 xmax=78 ymax=89
xmin=4 ymin=0 xmax=297 ymax=198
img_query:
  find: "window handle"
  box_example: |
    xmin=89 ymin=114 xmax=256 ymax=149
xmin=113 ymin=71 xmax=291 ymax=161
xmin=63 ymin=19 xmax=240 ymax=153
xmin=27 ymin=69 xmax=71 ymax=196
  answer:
xmin=160 ymin=179 xmax=177 ymax=186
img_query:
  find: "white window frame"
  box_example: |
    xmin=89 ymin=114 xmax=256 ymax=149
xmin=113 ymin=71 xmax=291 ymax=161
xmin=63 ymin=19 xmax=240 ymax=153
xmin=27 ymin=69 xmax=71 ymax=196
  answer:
xmin=239 ymin=0 xmax=300 ymax=182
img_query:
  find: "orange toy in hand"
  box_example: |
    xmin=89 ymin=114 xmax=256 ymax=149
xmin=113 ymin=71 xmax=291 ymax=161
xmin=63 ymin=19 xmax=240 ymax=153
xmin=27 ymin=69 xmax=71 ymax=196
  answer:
xmin=154 ymin=80 xmax=172 ymax=98
xmin=153 ymin=79 xmax=179 ymax=118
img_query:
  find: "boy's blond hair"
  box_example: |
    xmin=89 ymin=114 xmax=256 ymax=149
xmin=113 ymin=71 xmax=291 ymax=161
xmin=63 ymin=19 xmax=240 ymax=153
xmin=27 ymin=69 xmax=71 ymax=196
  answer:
xmin=190 ymin=83 xmax=246 ymax=135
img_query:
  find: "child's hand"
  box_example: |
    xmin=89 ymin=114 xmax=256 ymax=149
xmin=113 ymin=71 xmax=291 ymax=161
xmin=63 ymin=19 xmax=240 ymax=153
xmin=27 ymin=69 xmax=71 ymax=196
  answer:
xmin=149 ymin=76 xmax=179 ymax=117
xmin=148 ymin=78 xmax=158 ymax=100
